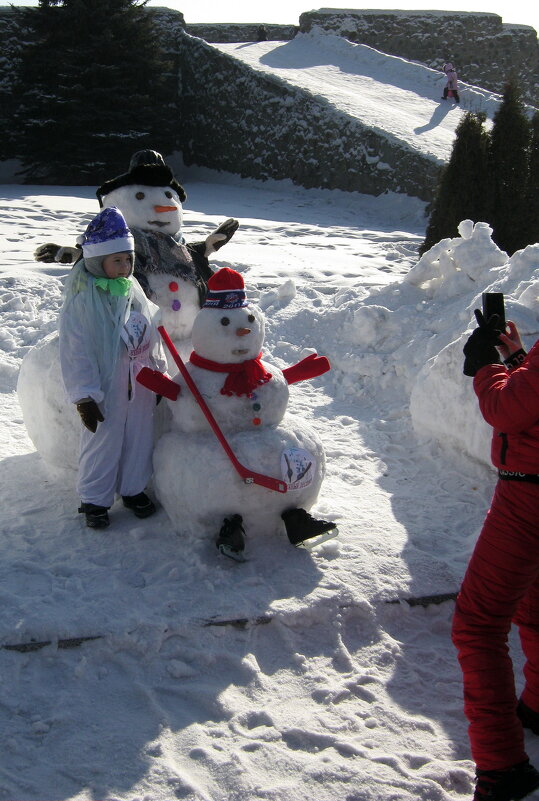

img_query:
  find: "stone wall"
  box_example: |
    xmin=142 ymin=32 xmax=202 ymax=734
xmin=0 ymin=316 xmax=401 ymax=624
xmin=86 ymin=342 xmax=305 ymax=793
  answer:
xmin=186 ymin=23 xmax=297 ymax=43
xmin=299 ymin=9 xmax=539 ymax=105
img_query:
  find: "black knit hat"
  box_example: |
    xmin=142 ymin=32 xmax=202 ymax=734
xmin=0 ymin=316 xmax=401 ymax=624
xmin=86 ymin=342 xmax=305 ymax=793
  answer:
xmin=96 ymin=150 xmax=187 ymax=206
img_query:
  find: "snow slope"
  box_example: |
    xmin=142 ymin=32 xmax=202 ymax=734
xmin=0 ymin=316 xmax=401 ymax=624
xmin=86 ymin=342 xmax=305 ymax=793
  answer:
xmin=215 ymin=32 xmax=503 ymax=164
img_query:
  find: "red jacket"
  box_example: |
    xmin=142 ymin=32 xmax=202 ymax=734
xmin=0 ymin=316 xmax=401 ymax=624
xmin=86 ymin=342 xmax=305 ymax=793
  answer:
xmin=473 ymin=340 xmax=539 ymax=472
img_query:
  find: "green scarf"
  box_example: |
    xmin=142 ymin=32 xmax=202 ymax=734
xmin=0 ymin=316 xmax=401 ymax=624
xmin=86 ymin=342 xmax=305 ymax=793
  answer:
xmin=94 ymin=276 xmax=132 ymax=296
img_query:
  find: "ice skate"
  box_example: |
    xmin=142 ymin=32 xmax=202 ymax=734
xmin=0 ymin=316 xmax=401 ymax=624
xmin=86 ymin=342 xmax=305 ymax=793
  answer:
xmin=282 ymin=508 xmax=338 ymax=549
xmin=216 ymin=514 xmax=246 ymax=562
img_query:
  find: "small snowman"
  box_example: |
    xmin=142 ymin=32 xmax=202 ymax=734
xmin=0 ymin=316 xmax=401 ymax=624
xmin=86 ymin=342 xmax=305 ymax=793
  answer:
xmin=144 ymin=267 xmax=337 ymax=561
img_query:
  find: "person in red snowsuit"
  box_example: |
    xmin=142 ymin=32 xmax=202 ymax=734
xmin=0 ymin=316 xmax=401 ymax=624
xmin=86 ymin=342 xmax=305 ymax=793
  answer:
xmin=452 ymin=310 xmax=539 ymax=801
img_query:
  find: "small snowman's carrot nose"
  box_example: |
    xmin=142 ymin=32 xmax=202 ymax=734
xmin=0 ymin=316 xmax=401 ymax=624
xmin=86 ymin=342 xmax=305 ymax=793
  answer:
xmin=236 ymin=328 xmax=251 ymax=336
xmin=154 ymin=205 xmax=177 ymax=213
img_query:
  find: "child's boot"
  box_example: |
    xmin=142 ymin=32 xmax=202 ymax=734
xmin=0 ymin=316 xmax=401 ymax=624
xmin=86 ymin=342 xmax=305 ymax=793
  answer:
xmin=473 ymin=759 xmax=539 ymax=800
xmin=122 ymin=492 xmax=156 ymax=519
xmin=79 ymin=503 xmax=110 ymax=529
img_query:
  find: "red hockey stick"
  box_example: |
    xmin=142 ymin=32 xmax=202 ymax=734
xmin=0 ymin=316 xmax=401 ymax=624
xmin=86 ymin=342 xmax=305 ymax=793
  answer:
xmin=158 ymin=326 xmax=287 ymax=494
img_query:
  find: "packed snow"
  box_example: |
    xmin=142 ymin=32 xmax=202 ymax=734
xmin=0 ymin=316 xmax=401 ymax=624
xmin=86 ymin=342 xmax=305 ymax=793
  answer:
xmin=2 ymin=32 xmax=539 ymax=801
xmin=3 ymin=164 xmax=539 ymax=801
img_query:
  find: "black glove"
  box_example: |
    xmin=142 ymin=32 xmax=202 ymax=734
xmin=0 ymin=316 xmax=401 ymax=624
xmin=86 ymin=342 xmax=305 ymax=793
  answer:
xmin=210 ymin=218 xmax=239 ymax=252
xmin=34 ymin=243 xmax=61 ymax=263
xmin=462 ymin=309 xmax=502 ymax=377
xmin=34 ymin=243 xmax=78 ymax=264
xmin=76 ymin=399 xmax=104 ymax=433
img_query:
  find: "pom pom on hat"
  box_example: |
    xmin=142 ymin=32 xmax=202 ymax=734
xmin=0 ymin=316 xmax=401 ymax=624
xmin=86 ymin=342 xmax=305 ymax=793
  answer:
xmin=79 ymin=207 xmax=134 ymax=259
xmin=204 ymin=267 xmax=248 ymax=310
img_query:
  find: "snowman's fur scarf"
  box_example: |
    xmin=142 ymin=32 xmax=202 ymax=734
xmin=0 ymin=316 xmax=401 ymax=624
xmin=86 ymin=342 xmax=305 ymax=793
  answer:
xmin=132 ymin=229 xmax=210 ymax=306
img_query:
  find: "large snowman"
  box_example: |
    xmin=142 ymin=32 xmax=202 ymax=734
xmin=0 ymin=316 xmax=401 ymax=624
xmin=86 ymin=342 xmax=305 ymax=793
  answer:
xmin=19 ymin=151 xmax=238 ymax=470
xmin=35 ymin=149 xmax=238 ymax=360
xmin=142 ymin=267 xmax=337 ymax=561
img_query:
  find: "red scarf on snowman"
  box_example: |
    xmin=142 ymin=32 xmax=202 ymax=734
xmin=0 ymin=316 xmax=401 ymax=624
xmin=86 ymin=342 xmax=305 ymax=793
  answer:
xmin=190 ymin=267 xmax=272 ymax=397
xmin=189 ymin=350 xmax=272 ymax=397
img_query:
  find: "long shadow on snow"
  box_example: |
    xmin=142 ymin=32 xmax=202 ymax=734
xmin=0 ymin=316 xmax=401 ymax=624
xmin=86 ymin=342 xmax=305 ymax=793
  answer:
xmin=0 ymin=450 xmax=331 ymax=799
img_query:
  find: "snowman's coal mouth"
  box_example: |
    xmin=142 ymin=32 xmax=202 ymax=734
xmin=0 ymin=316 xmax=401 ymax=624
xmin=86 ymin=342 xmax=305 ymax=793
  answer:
xmin=147 ymin=220 xmax=169 ymax=228
xmin=232 ymin=348 xmax=249 ymax=356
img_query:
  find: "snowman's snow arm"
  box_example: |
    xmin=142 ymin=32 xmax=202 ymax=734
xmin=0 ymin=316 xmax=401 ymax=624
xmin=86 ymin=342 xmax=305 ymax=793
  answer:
xmin=282 ymin=354 xmax=330 ymax=385
xmin=136 ymin=367 xmax=181 ymax=401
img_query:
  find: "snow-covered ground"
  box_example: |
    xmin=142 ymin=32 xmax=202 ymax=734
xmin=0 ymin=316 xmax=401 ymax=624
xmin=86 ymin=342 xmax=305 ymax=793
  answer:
xmin=2 ymin=31 xmax=539 ymax=801
xmin=3 ymin=168 xmax=539 ymax=801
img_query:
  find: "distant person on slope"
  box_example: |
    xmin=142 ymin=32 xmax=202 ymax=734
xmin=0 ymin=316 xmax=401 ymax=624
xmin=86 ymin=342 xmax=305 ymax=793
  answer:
xmin=452 ymin=309 xmax=539 ymax=801
xmin=441 ymin=62 xmax=460 ymax=103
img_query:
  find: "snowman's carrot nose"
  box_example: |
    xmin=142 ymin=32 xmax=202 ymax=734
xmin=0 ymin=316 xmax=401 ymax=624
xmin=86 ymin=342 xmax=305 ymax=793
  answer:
xmin=154 ymin=205 xmax=177 ymax=213
xmin=236 ymin=328 xmax=251 ymax=336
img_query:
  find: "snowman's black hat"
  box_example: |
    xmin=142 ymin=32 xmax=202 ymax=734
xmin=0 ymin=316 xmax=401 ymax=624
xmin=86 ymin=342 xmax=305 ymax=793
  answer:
xmin=96 ymin=150 xmax=187 ymax=206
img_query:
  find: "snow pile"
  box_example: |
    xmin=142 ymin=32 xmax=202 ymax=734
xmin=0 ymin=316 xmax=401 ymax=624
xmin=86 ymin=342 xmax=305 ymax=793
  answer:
xmin=1 ymin=178 xmax=538 ymax=800
xmin=313 ymin=219 xmax=539 ymax=466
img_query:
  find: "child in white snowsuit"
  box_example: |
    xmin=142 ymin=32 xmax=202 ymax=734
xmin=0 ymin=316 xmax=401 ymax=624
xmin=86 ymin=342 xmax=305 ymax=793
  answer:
xmin=442 ymin=62 xmax=460 ymax=103
xmin=59 ymin=206 xmax=165 ymax=528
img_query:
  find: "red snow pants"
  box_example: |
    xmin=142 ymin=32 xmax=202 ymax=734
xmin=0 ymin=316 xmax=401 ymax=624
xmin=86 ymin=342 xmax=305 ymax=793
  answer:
xmin=452 ymin=478 xmax=539 ymax=770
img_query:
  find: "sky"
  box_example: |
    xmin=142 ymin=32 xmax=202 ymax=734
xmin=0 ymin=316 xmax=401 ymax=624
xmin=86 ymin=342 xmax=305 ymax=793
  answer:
xmin=7 ymin=0 xmax=539 ymax=34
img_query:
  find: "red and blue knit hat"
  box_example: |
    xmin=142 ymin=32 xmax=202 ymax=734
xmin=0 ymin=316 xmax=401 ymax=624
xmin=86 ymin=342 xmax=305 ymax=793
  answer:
xmin=203 ymin=268 xmax=248 ymax=310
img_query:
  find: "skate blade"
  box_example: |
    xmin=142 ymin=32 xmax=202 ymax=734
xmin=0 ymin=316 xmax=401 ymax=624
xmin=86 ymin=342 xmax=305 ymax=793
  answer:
xmin=295 ymin=527 xmax=339 ymax=550
xmin=218 ymin=544 xmax=247 ymax=563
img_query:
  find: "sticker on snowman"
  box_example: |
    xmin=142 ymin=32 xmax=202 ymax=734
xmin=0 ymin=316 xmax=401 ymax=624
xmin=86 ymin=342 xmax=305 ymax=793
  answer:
xmin=121 ymin=310 xmax=151 ymax=359
xmin=281 ymin=447 xmax=315 ymax=491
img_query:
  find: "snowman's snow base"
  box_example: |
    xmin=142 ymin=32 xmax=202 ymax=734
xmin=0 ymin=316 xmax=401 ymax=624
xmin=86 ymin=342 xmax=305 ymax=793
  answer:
xmin=17 ymin=330 xmax=176 ymax=474
xmin=17 ymin=331 xmax=81 ymax=471
xmin=153 ymin=417 xmax=326 ymax=542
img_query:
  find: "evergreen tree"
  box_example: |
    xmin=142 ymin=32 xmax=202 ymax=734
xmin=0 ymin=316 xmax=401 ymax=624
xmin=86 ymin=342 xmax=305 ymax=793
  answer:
xmin=524 ymin=111 xmax=539 ymax=247
xmin=419 ymin=112 xmax=489 ymax=255
xmin=488 ymin=81 xmax=531 ymax=255
xmin=12 ymin=0 xmax=179 ymax=184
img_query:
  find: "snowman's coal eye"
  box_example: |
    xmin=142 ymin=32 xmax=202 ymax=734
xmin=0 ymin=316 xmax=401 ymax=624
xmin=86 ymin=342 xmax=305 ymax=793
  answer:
xmin=135 ymin=192 xmax=145 ymax=200
xmin=248 ymin=314 xmax=255 ymax=323
xmin=220 ymin=317 xmax=230 ymax=326
xmin=165 ymin=191 xmax=173 ymax=199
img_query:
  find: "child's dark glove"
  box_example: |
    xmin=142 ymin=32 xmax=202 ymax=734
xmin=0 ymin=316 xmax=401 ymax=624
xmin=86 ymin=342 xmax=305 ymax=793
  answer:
xmin=463 ymin=309 xmax=502 ymax=377
xmin=76 ymin=399 xmax=104 ymax=432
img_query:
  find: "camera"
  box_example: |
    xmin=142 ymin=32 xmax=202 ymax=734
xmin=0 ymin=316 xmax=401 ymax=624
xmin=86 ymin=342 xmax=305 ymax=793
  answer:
xmin=482 ymin=292 xmax=505 ymax=331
